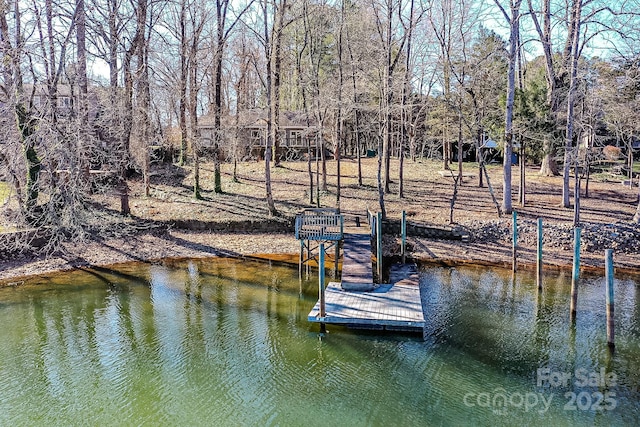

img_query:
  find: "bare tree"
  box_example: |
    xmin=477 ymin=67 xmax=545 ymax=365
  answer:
xmin=188 ymin=1 xmax=208 ymax=200
xmin=398 ymin=0 xmax=418 ymax=199
xmin=372 ymin=0 xmax=407 ymax=217
xmin=178 ymin=0 xmax=189 ymax=166
xmin=75 ymin=0 xmax=90 ymax=186
xmin=494 ymin=0 xmax=522 ymax=215
xmin=262 ymin=0 xmax=277 ymax=215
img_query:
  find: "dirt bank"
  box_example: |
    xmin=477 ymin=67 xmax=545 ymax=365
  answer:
xmin=1 ymin=226 xmax=639 ymax=285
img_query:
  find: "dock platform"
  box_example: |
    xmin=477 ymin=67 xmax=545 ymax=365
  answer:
xmin=302 ymin=211 xmax=425 ymax=333
xmin=308 ymin=279 xmax=425 ymax=331
xmin=308 ymin=219 xmax=425 ymax=332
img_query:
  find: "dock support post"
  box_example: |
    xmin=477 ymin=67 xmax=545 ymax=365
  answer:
xmin=299 ymin=239 xmax=304 ymax=280
xmin=306 ymin=239 xmax=311 ymax=277
xmin=512 ymin=211 xmax=517 ymax=273
xmin=334 ymin=241 xmax=340 ymax=279
xmin=537 ymin=218 xmax=543 ymax=291
xmin=605 ymin=249 xmax=615 ymax=349
xmin=570 ymin=227 xmax=581 ymax=320
xmin=319 ymin=243 xmax=325 ymax=316
xmin=401 ymin=210 xmax=407 ymax=264
xmin=377 ymin=211 xmax=383 ymax=282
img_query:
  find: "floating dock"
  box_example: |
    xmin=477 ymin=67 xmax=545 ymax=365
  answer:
xmin=308 ymin=280 xmax=425 ymax=331
xmin=308 ymin=223 xmax=425 ymax=332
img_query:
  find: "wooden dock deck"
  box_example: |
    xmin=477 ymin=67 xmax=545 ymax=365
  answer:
xmin=340 ymin=227 xmax=375 ymax=291
xmin=308 ymin=280 xmax=425 ymax=331
xmin=308 ymin=220 xmax=425 ymax=332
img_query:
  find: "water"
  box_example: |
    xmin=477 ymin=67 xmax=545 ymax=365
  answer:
xmin=0 ymin=258 xmax=638 ymax=426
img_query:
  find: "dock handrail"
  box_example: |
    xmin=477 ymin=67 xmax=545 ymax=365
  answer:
xmin=295 ymin=210 xmax=343 ymax=241
xmin=367 ymin=209 xmax=377 ymax=237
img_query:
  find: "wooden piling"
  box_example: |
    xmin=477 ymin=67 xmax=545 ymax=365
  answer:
xmin=401 ymin=210 xmax=407 ymax=264
xmin=334 ymin=241 xmax=340 ymax=280
xmin=605 ymin=249 xmax=615 ymax=348
xmin=537 ymin=218 xmax=543 ymax=290
xmin=512 ymin=211 xmax=518 ymax=273
xmin=299 ymin=239 xmax=304 ymax=280
xmin=306 ymin=239 xmax=311 ymax=277
xmin=570 ymin=227 xmax=581 ymax=320
xmin=377 ymin=211 xmax=383 ymax=282
xmin=319 ymin=243 xmax=326 ymax=318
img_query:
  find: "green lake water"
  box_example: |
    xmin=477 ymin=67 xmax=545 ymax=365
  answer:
xmin=0 ymin=258 xmax=638 ymax=426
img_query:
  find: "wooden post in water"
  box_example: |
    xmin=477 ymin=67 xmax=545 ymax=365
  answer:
xmin=605 ymin=249 xmax=615 ymax=348
xmin=512 ymin=211 xmax=518 ymax=273
xmin=570 ymin=227 xmax=581 ymax=320
xmin=306 ymin=239 xmax=311 ymax=277
xmin=401 ymin=210 xmax=407 ymax=264
xmin=334 ymin=241 xmax=340 ymax=280
xmin=299 ymin=239 xmax=304 ymax=280
xmin=319 ymin=243 xmax=326 ymax=333
xmin=377 ymin=211 xmax=383 ymax=282
xmin=537 ymin=218 xmax=543 ymax=290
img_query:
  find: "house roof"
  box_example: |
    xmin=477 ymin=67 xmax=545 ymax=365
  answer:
xmin=199 ymin=108 xmax=318 ymax=129
xmin=481 ymin=138 xmax=498 ymax=148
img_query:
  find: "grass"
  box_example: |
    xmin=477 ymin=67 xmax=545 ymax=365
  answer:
xmin=0 ymin=182 xmax=9 ymax=232
xmin=2 ymin=158 xmax=638 ymax=236
xmin=113 ymin=157 xmax=638 ymax=229
xmin=0 ymin=182 xmax=8 ymax=204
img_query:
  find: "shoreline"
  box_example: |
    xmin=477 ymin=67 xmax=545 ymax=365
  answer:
xmin=2 ymin=229 xmax=640 ymax=285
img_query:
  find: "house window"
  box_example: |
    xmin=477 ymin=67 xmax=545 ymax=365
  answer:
xmin=289 ymin=130 xmax=302 ymax=146
xmin=250 ymin=129 xmax=264 ymax=146
xmin=58 ymin=96 xmax=71 ymax=108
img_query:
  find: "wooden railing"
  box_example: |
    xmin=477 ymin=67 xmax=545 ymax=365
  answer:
xmin=295 ymin=209 xmax=343 ymax=241
xmin=367 ymin=209 xmax=377 ymax=237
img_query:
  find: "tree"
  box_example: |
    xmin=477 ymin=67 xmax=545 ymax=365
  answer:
xmin=526 ymin=0 xmax=561 ymax=177
xmin=372 ymin=0 xmax=407 ymax=216
xmin=188 ymin=0 xmax=209 ymax=200
xmin=494 ymin=0 xmax=522 ymax=215
xmin=262 ymin=0 xmax=278 ymax=216
xmin=86 ymin=0 xmax=132 ymax=214
xmin=211 ymin=1 xmax=254 ymax=194
xmin=398 ymin=0 xmax=418 ymax=198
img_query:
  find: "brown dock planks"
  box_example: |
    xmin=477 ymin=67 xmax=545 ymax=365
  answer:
xmin=308 ymin=281 xmax=425 ymax=330
xmin=340 ymin=228 xmax=374 ymax=291
xmin=308 ymin=225 xmax=425 ymax=331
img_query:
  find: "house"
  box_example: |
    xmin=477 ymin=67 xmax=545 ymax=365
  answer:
xmin=198 ymin=109 xmax=322 ymax=161
xmin=23 ymin=84 xmax=101 ymax=119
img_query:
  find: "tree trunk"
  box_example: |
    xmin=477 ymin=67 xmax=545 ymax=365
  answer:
xmin=213 ymin=17 xmax=224 ymax=194
xmin=189 ymin=31 xmax=202 ymax=200
xmin=519 ymin=138 xmax=526 ymax=206
xmin=271 ymin=0 xmax=286 ymax=168
xmin=562 ymin=0 xmax=583 ymax=209
xmin=377 ymin=133 xmax=386 ymax=218
xmin=634 ymin=200 xmax=640 ymax=223
xmin=263 ymin=0 xmax=277 ymax=216
xmin=178 ymin=0 xmax=188 ymax=166
xmin=16 ymin=105 xmax=40 ymax=216
xmin=457 ymin=107 xmax=463 ymax=182
xmin=346 ymin=28 xmax=362 ymax=187
xmin=501 ymin=0 xmax=522 ymax=215
xmin=137 ymin=0 xmax=151 ymax=198
xmin=399 ymin=0 xmax=414 ymax=199
xmin=76 ymin=0 xmax=90 ymax=187
xmin=539 ymin=138 xmax=559 ymax=175
xmin=383 ymin=0 xmax=394 ymax=195
xmin=335 ymin=0 xmax=345 ymax=206
xmin=477 ymin=128 xmax=484 ymax=187
xmin=528 ymin=0 xmax=562 ymax=177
